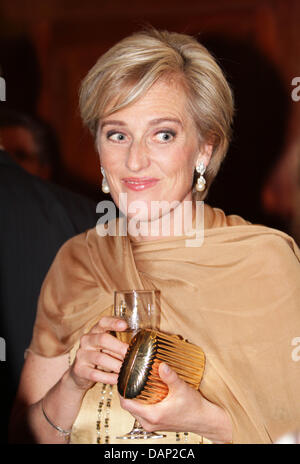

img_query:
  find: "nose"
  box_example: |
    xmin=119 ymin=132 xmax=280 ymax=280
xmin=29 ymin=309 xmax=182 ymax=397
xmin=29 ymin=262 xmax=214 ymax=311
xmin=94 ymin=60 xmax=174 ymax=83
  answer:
xmin=125 ymin=139 xmax=150 ymax=172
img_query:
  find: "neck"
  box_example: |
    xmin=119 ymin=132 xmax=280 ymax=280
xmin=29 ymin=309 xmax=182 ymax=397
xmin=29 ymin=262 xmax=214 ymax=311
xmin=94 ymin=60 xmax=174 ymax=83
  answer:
xmin=128 ymin=199 xmax=210 ymax=243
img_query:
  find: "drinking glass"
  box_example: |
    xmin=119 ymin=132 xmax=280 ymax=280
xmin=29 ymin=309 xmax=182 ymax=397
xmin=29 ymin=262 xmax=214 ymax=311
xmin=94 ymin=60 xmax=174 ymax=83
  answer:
xmin=114 ymin=289 xmax=165 ymax=440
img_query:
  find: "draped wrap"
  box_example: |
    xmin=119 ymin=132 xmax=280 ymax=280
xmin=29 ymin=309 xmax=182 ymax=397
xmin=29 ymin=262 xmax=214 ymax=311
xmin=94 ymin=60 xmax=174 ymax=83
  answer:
xmin=28 ymin=204 xmax=300 ymax=443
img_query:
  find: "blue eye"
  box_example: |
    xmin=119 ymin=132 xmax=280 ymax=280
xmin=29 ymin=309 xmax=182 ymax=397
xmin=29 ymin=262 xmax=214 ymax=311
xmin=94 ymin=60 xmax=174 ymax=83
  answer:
xmin=107 ymin=131 xmax=126 ymax=142
xmin=155 ymin=130 xmax=176 ymax=143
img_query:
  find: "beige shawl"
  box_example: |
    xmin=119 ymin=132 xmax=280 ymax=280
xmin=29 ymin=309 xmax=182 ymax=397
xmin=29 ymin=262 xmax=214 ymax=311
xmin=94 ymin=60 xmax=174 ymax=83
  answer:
xmin=29 ymin=203 xmax=300 ymax=443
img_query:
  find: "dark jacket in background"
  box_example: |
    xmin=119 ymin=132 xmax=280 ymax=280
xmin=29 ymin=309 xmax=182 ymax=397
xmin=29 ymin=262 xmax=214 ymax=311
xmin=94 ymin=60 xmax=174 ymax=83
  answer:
xmin=0 ymin=150 xmax=98 ymax=442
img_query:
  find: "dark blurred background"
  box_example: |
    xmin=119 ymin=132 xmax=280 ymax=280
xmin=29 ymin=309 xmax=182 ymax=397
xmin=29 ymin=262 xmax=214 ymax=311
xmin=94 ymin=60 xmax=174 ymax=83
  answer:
xmin=0 ymin=0 xmax=300 ymax=442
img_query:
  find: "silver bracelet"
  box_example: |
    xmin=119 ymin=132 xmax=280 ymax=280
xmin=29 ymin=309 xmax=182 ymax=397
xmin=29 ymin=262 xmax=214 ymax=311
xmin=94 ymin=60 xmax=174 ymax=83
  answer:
xmin=41 ymin=397 xmax=72 ymax=438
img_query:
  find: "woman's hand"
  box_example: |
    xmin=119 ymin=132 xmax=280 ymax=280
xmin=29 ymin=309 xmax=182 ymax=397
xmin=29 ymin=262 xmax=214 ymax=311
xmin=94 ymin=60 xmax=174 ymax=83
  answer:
xmin=119 ymin=363 xmax=232 ymax=444
xmin=68 ymin=316 xmax=129 ymax=392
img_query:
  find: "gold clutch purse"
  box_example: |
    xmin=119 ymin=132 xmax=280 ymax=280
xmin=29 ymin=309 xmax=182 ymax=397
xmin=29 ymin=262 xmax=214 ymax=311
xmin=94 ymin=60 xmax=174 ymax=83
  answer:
xmin=117 ymin=329 xmax=205 ymax=404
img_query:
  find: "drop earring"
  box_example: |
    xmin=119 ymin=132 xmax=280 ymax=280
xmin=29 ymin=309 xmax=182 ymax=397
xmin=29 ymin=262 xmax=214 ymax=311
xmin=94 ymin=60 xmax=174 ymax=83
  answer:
xmin=195 ymin=161 xmax=206 ymax=192
xmin=101 ymin=167 xmax=110 ymax=194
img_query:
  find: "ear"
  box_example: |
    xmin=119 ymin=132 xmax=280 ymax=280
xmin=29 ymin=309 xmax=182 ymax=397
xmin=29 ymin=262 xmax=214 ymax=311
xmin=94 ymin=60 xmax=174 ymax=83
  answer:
xmin=196 ymin=141 xmax=214 ymax=168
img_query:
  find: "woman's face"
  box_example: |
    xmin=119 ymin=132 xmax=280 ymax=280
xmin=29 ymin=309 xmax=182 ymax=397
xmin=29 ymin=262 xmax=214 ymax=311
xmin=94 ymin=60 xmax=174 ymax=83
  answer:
xmin=97 ymin=78 xmax=212 ymax=222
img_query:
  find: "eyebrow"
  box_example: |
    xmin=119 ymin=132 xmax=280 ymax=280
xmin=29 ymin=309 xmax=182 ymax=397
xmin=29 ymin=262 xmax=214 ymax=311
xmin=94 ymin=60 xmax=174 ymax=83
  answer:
xmin=149 ymin=118 xmax=182 ymax=127
xmin=100 ymin=120 xmax=126 ymax=129
xmin=100 ymin=117 xmax=182 ymax=129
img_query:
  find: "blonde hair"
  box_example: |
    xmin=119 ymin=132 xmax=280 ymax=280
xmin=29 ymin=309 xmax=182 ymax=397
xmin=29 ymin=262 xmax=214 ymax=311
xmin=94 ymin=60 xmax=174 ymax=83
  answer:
xmin=79 ymin=28 xmax=234 ymax=199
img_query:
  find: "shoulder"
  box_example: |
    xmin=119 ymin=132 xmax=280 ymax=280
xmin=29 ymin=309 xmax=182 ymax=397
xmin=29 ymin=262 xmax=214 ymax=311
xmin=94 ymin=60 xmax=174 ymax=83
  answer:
xmin=45 ymin=181 xmax=97 ymax=213
xmin=208 ymin=204 xmax=298 ymax=252
xmin=205 ymin=205 xmax=300 ymax=269
xmin=251 ymin=225 xmax=300 ymax=271
xmin=36 ymin=181 xmax=97 ymax=233
xmin=0 ymin=149 xmax=96 ymax=218
xmin=38 ymin=228 xmax=102 ymax=313
xmin=51 ymin=226 xmax=109 ymax=277
xmin=239 ymin=223 xmax=299 ymax=258
xmin=224 ymin=222 xmax=300 ymax=273
xmin=1 ymin=171 xmax=97 ymax=238
xmin=207 ymin=205 xmax=252 ymax=228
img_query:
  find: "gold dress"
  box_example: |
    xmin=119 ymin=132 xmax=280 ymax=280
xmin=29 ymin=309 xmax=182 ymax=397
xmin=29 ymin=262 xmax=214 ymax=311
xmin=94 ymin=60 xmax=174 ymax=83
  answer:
xmin=28 ymin=204 xmax=300 ymax=444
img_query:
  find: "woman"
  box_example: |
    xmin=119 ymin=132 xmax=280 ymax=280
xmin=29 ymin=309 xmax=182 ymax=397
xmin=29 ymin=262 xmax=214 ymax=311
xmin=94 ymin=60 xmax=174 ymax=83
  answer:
xmin=10 ymin=29 xmax=300 ymax=444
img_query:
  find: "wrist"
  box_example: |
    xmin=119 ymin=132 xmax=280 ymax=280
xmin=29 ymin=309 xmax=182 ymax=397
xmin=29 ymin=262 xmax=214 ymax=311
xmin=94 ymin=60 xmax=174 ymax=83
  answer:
xmin=39 ymin=369 xmax=87 ymax=439
xmin=41 ymin=397 xmax=72 ymax=441
xmin=210 ymin=406 xmax=233 ymax=444
xmin=62 ymin=367 xmax=93 ymax=395
xmin=194 ymin=397 xmax=233 ymax=444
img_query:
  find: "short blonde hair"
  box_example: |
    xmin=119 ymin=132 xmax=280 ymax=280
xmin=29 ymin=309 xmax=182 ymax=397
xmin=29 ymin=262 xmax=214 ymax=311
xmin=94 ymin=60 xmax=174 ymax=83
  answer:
xmin=79 ymin=28 xmax=234 ymax=199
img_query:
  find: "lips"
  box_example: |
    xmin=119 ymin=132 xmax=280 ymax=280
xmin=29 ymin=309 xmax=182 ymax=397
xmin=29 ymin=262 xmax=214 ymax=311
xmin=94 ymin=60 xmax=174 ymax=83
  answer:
xmin=122 ymin=177 xmax=159 ymax=191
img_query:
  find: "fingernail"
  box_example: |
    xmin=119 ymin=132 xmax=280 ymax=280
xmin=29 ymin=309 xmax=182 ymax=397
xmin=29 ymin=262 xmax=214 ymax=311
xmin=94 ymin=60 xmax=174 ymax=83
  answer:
xmin=163 ymin=363 xmax=170 ymax=374
xmin=117 ymin=320 xmax=126 ymax=329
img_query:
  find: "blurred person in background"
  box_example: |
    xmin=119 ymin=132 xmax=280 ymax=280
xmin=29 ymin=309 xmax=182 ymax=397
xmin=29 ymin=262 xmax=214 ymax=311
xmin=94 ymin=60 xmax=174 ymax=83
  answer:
xmin=0 ymin=109 xmax=105 ymax=202
xmin=0 ymin=109 xmax=60 ymax=182
xmin=0 ymin=126 xmax=98 ymax=442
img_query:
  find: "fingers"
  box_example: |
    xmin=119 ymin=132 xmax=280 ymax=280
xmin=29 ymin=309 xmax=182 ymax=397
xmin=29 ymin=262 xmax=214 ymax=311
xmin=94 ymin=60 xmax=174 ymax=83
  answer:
xmin=71 ymin=316 xmax=130 ymax=391
xmin=80 ymin=332 xmax=128 ymax=358
xmin=158 ymin=363 xmax=180 ymax=388
xmin=90 ymin=316 xmax=128 ymax=334
xmin=72 ymin=363 xmax=119 ymax=385
xmin=119 ymin=364 xmax=204 ymax=435
xmin=77 ymin=348 xmax=123 ymax=374
xmin=119 ymin=397 xmax=146 ymax=416
xmin=119 ymin=397 xmax=161 ymax=433
xmin=120 ymin=363 xmax=183 ymax=416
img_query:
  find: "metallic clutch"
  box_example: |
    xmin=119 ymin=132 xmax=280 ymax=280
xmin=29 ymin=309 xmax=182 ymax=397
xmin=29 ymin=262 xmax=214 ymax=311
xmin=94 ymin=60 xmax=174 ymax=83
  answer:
xmin=117 ymin=329 xmax=205 ymax=404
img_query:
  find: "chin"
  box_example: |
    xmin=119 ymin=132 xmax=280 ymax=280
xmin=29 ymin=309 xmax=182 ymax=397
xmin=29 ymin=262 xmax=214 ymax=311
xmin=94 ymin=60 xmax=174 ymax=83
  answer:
xmin=113 ymin=189 xmax=189 ymax=221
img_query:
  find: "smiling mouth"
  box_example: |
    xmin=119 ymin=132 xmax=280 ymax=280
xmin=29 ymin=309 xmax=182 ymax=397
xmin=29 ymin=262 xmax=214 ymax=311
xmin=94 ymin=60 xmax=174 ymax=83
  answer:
xmin=122 ymin=178 xmax=159 ymax=191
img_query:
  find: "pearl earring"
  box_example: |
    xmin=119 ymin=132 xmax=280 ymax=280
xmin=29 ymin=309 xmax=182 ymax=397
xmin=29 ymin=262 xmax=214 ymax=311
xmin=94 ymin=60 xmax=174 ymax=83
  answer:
xmin=195 ymin=161 xmax=206 ymax=192
xmin=101 ymin=167 xmax=110 ymax=194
